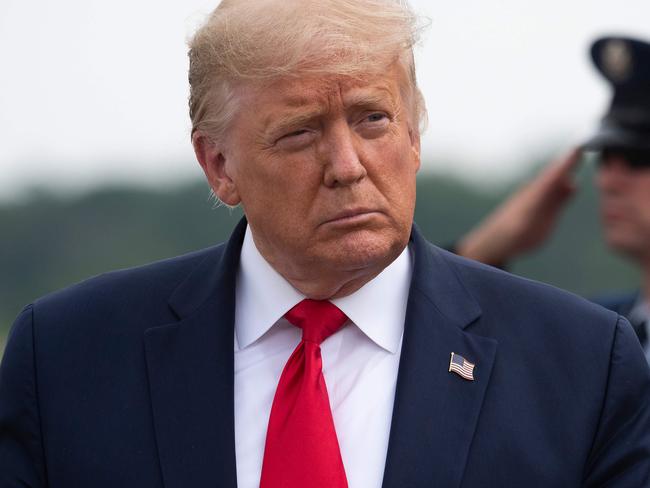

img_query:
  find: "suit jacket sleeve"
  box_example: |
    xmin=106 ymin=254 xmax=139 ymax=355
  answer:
xmin=0 ymin=305 xmax=47 ymax=487
xmin=583 ymin=315 xmax=650 ymax=486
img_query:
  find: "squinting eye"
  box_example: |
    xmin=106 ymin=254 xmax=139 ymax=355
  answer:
xmin=284 ymin=129 xmax=309 ymax=139
xmin=275 ymin=128 xmax=315 ymax=150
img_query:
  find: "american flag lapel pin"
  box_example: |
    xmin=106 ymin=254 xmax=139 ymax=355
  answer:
xmin=449 ymin=352 xmax=475 ymax=381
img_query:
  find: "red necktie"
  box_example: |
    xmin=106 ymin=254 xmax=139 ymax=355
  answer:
xmin=260 ymin=299 xmax=349 ymax=488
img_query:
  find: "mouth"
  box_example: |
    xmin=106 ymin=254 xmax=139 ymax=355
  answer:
xmin=321 ymin=208 xmax=381 ymax=226
xmin=600 ymin=203 xmax=628 ymax=222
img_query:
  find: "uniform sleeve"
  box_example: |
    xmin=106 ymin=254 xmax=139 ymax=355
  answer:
xmin=583 ymin=315 xmax=650 ymax=487
xmin=0 ymin=305 xmax=47 ymax=487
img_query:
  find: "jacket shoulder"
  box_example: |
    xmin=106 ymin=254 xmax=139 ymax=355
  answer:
xmin=431 ymin=245 xmax=621 ymax=340
xmin=28 ymin=244 xmax=226 ymax=333
xmin=449 ymin=246 xmax=613 ymax=308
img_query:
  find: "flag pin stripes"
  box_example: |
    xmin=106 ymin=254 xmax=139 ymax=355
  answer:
xmin=449 ymin=352 xmax=475 ymax=381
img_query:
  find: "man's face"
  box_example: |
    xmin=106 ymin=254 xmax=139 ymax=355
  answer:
xmin=210 ymin=64 xmax=420 ymax=289
xmin=596 ymin=150 xmax=650 ymax=262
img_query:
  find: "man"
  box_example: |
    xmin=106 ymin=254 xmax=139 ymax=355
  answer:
xmin=457 ymin=36 xmax=650 ymax=360
xmin=1 ymin=2 xmax=649 ymax=487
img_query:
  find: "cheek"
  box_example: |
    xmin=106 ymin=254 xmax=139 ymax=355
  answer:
xmin=369 ymin=142 xmax=416 ymax=186
xmin=236 ymin=154 xmax=308 ymax=200
xmin=636 ymin=186 xmax=650 ymax=229
xmin=237 ymin=159 xmax=322 ymax=227
xmin=632 ymin=176 xmax=650 ymax=204
xmin=382 ymin=143 xmax=418 ymax=193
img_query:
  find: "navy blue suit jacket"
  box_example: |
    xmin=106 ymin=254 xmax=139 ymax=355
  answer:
xmin=1 ymin=219 xmax=649 ymax=487
xmin=594 ymin=291 xmax=647 ymax=339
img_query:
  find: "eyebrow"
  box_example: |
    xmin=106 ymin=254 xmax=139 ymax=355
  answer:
xmin=342 ymin=89 xmax=397 ymax=111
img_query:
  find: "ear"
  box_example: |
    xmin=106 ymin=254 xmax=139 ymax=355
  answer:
xmin=192 ymin=131 xmax=241 ymax=206
xmin=408 ymin=125 xmax=421 ymax=173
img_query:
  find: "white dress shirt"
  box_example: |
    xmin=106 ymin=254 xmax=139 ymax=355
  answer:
xmin=234 ymin=226 xmax=412 ymax=488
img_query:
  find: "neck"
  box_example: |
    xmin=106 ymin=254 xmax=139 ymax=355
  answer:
xmin=283 ymin=269 xmax=383 ymax=300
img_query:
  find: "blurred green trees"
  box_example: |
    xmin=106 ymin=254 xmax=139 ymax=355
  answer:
xmin=0 ymin=162 xmax=638 ymax=354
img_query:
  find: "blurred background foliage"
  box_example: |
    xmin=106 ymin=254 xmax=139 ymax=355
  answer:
xmin=0 ymin=158 xmax=638 ymax=355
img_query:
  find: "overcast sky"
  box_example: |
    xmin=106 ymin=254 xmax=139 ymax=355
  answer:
xmin=1 ymin=0 xmax=649 ymax=200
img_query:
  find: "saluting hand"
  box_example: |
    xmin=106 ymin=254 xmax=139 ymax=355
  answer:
xmin=456 ymin=148 xmax=582 ymax=267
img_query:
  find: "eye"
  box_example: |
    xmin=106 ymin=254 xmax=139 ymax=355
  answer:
xmin=284 ymin=129 xmax=309 ymax=139
xmin=356 ymin=112 xmax=390 ymax=138
xmin=365 ymin=112 xmax=388 ymax=123
xmin=274 ymin=128 xmax=315 ymax=150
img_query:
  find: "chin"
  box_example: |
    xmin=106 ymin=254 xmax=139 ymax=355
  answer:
xmin=325 ymin=228 xmax=407 ymax=271
xmin=606 ymin=235 xmax=647 ymax=260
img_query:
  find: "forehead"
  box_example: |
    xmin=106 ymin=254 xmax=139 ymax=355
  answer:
xmin=235 ymin=64 xmax=407 ymax=117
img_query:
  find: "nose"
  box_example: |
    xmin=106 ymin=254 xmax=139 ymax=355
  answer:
xmin=320 ymin=122 xmax=367 ymax=187
xmin=596 ymin=155 xmax=634 ymax=193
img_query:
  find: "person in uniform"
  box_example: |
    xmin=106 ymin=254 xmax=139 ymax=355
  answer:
xmin=457 ymin=36 xmax=650 ymax=360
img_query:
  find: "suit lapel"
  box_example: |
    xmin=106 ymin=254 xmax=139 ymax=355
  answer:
xmin=382 ymin=227 xmax=498 ymax=488
xmin=144 ymin=218 xmax=247 ymax=488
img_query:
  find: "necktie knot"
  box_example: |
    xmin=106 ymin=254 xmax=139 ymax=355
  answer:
xmin=285 ymin=299 xmax=348 ymax=344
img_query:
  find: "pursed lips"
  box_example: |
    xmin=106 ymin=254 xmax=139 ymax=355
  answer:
xmin=321 ymin=208 xmax=380 ymax=226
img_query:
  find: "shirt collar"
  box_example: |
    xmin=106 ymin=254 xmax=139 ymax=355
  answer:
xmin=235 ymin=226 xmax=305 ymax=350
xmin=235 ymin=225 xmax=412 ymax=354
xmin=331 ymin=246 xmax=411 ymax=353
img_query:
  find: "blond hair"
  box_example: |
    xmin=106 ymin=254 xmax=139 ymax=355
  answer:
xmin=188 ymin=0 xmax=427 ymax=141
